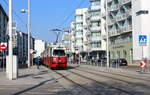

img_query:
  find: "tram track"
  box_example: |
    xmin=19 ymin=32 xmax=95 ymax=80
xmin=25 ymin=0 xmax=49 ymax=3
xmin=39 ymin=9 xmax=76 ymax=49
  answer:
xmin=67 ymin=70 xmax=134 ymax=95
xmin=53 ymin=69 xmax=137 ymax=95
xmin=74 ymin=68 xmax=150 ymax=89
xmin=52 ymin=70 xmax=94 ymax=95
xmin=77 ymin=67 xmax=150 ymax=82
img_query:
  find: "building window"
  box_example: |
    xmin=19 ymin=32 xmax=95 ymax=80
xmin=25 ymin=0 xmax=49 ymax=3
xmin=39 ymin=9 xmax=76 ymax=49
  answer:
xmin=91 ymin=1 xmax=100 ymax=6
xmin=76 ymin=15 xmax=83 ymax=21
xmin=136 ymin=10 xmax=149 ymax=16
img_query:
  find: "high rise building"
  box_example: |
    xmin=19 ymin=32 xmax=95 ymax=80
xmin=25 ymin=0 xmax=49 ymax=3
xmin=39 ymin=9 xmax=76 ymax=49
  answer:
xmin=87 ymin=0 xmax=106 ymax=59
xmin=74 ymin=8 xmax=88 ymax=60
xmin=107 ymin=0 xmax=132 ymax=64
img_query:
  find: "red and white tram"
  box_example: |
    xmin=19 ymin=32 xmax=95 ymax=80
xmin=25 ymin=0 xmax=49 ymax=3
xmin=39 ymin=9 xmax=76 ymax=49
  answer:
xmin=41 ymin=44 xmax=67 ymax=68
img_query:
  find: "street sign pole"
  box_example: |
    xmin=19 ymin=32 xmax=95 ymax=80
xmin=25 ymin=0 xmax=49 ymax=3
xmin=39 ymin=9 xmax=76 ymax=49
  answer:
xmin=139 ymin=35 xmax=148 ymax=72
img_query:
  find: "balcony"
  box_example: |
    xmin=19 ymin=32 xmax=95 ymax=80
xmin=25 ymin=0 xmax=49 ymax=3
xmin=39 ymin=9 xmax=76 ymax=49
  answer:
xmin=76 ymin=34 xmax=83 ymax=38
xmin=109 ymin=25 xmax=132 ymax=37
xmin=108 ymin=18 xmax=116 ymax=25
xmin=116 ymin=10 xmax=132 ymax=21
xmin=91 ymin=47 xmax=102 ymax=51
xmin=108 ymin=5 xmax=120 ymax=11
xmin=120 ymin=25 xmax=132 ymax=34
xmin=76 ymin=27 xmax=83 ymax=30
xmin=107 ymin=0 xmax=113 ymax=3
xmin=120 ymin=0 xmax=131 ymax=5
xmin=90 ymin=27 xmax=101 ymax=32
xmin=108 ymin=29 xmax=120 ymax=37
xmin=90 ymin=15 xmax=101 ymax=21
xmin=91 ymin=37 xmax=101 ymax=42
xmin=90 ymin=5 xmax=101 ymax=11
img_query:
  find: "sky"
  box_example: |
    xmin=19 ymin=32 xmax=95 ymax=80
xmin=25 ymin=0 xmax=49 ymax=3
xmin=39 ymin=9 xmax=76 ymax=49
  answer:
xmin=0 ymin=0 xmax=90 ymax=42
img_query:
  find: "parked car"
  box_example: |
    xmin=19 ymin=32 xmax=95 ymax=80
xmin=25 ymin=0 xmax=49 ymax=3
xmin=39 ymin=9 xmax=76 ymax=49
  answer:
xmin=110 ymin=58 xmax=127 ymax=66
xmin=118 ymin=58 xmax=128 ymax=66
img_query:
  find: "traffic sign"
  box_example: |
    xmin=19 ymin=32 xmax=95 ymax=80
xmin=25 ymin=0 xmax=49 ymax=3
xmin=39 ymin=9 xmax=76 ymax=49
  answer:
xmin=0 ymin=42 xmax=7 ymax=51
xmin=139 ymin=35 xmax=147 ymax=46
xmin=140 ymin=61 xmax=147 ymax=68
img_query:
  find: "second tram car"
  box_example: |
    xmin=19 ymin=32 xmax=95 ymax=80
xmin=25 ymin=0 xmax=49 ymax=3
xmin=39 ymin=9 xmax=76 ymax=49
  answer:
xmin=41 ymin=44 xmax=67 ymax=68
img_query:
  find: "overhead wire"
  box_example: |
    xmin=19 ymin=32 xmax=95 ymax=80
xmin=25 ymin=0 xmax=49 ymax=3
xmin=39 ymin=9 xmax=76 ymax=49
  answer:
xmin=59 ymin=0 xmax=88 ymax=28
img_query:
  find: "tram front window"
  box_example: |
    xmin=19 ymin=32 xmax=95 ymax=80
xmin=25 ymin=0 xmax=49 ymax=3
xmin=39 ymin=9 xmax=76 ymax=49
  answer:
xmin=53 ymin=50 xmax=65 ymax=56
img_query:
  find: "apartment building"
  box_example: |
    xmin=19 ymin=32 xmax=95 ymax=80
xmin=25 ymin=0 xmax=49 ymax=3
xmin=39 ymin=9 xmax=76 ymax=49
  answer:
xmin=87 ymin=0 xmax=106 ymax=59
xmin=12 ymin=30 xmax=35 ymax=65
xmin=132 ymin=0 xmax=150 ymax=63
xmin=107 ymin=0 xmax=132 ymax=64
xmin=62 ymin=29 xmax=71 ymax=55
xmin=74 ymin=8 xmax=88 ymax=59
xmin=0 ymin=4 xmax=8 ymax=43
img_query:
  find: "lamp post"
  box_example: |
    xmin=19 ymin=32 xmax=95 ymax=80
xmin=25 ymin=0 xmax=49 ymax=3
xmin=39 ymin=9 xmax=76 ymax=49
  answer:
xmin=21 ymin=0 xmax=31 ymax=68
xmin=106 ymin=0 xmax=110 ymax=67
xmin=7 ymin=0 xmax=13 ymax=80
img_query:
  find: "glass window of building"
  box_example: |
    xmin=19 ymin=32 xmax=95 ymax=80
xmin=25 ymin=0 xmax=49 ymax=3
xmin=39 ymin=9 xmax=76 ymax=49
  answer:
xmin=91 ymin=21 xmax=100 ymax=27
xmin=90 ymin=11 xmax=100 ymax=16
xmin=76 ymin=15 xmax=83 ymax=21
xmin=76 ymin=23 xmax=83 ymax=27
xmin=91 ymin=1 xmax=100 ymax=6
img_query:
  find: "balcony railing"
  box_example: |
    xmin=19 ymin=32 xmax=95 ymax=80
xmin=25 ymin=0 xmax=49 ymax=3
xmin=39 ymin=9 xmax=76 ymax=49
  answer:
xmin=90 ymin=5 xmax=101 ymax=11
xmin=107 ymin=0 xmax=113 ymax=3
xmin=108 ymin=18 xmax=116 ymax=25
xmin=90 ymin=15 xmax=101 ymax=21
xmin=120 ymin=0 xmax=131 ymax=5
xmin=90 ymin=27 xmax=101 ymax=32
xmin=120 ymin=25 xmax=132 ymax=34
xmin=108 ymin=4 xmax=120 ymax=11
xmin=109 ymin=25 xmax=132 ymax=37
xmin=91 ymin=37 xmax=101 ymax=42
xmin=116 ymin=9 xmax=132 ymax=21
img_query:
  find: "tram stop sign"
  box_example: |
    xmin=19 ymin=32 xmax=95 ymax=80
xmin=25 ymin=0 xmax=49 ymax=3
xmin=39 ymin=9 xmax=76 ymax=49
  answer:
xmin=0 ymin=42 xmax=7 ymax=51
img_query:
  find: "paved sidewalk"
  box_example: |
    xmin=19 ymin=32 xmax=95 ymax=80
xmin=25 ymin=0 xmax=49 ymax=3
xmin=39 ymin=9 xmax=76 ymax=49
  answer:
xmin=71 ymin=63 xmax=150 ymax=78
xmin=0 ymin=66 xmax=54 ymax=86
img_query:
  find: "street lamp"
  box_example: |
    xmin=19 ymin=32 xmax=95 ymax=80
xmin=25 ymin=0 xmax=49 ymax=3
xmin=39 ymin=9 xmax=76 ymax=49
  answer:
xmin=21 ymin=0 xmax=31 ymax=68
xmin=106 ymin=0 xmax=110 ymax=67
xmin=7 ymin=0 xmax=13 ymax=80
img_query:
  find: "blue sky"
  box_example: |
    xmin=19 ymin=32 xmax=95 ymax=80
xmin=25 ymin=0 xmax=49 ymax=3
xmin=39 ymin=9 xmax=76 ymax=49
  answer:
xmin=0 ymin=0 xmax=90 ymax=42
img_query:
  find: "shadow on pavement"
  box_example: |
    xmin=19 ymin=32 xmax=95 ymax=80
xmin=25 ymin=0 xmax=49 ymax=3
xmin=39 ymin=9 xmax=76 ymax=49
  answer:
xmin=13 ymin=78 xmax=54 ymax=95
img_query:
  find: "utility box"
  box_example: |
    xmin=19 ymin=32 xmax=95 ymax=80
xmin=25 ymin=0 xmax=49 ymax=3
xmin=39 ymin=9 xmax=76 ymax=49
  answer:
xmin=6 ymin=55 xmax=18 ymax=80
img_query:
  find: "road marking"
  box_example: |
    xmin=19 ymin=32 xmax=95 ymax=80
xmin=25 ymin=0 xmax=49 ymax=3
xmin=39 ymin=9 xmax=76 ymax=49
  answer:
xmin=26 ymin=92 xmax=56 ymax=95
xmin=0 ymin=87 xmax=19 ymax=90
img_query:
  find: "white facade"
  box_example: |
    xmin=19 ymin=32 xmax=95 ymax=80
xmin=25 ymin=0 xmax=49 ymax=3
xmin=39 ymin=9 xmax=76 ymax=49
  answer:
xmin=132 ymin=0 xmax=150 ymax=61
xmin=34 ymin=40 xmax=46 ymax=58
xmin=87 ymin=0 xmax=106 ymax=58
xmin=70 ymin=22 xmax=76 ymax=53
xmin=75 ymin=8 xmax=88 ymax=53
